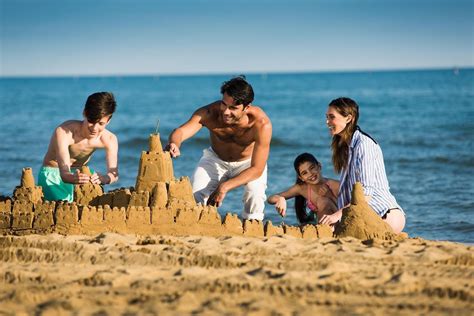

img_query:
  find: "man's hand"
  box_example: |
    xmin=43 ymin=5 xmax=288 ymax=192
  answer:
xmin=319 ymin=209 xmax=343 ymax=226
xmin=165 ymin=143 xmax=180 ymax=158
xmin=207 ymin=184 xmax=228 ymax=207
xmin=275 ymin=196 xmax=287 ymax=217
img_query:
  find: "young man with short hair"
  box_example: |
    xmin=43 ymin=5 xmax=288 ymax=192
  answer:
xmin=38 ymin=92 xmax=119 ymax=202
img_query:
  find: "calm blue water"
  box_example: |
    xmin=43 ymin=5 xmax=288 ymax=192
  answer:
xmin=1 ymin=69 xmax=473 ymax=243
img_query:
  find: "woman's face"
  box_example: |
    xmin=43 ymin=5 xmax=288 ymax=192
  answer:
xmin=326 ymin=106 xmax=352 ymax=136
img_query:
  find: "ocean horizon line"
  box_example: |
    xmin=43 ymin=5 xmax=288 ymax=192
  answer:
xmin=1 ymin=66 xmax=472 ymax=80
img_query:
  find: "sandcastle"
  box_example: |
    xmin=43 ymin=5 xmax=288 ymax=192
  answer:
xmin=0 ymin=133 xmax=404 ymax=240
xmin=335 ymin=182 xmax=400 ymax=240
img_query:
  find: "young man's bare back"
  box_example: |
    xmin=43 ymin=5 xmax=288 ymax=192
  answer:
xmin=166 ymin=76 xmax=272 ymax=220
xmin=38 ymin=92 xmax=119 ymax=202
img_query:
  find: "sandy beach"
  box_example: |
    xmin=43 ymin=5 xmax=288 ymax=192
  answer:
xmin=0 ymin=233 xmax=472 ymax=315
xmin=1 ymin=134 xmax=472 ymax=315
xmin=2 ymin=1 xmax=473 ymax=314
xmin=2 ymin=153 xmax=471 ymax=315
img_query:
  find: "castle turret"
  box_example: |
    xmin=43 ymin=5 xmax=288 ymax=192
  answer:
xmin=135 ymin=133 xmax=174 ymax=192
xmin=74 ymin=166 xmax=103 ymax=206
xmin=21 ymin=167 xmax=35 ymax=188
xmin=13 ymin=167 xmax=43 ymax=204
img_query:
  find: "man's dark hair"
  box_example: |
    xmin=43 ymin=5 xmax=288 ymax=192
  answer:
xmin=220 ymin=75 xmax=254 ymax=106
xmin=84 ymin=92 xmax=116 ymax=123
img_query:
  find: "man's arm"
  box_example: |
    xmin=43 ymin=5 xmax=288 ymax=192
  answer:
xmin=91 ymin=133 xmax=119 ymax=185
xmin=54 ymin=126 xmax=90 ymax=184
xmin=224 ymin=121 xmax=272 ymax=190
xmin=166 ymin=106 xmax=208 ymax=157
xmin=208 ymin=118 xmax=272 ymax=207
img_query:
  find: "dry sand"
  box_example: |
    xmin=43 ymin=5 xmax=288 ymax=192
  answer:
xmin=0 ymin=233 xmax=472 ymax=315
xmin=1 ymin=136 xmax=472 ymax=315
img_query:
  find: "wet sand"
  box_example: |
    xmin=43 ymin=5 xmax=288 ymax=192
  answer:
xmin=0 ymin=233 xmax=472 ymax=315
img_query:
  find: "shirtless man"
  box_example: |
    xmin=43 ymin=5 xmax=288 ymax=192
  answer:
xmin=38 ymin=92 xmax=119 ymax=202
xmin=166 ymin=76 xmax=272 ymax=221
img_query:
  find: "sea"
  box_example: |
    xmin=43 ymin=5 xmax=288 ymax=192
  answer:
xmin=1 ymin=69 xmax=473 ymax=243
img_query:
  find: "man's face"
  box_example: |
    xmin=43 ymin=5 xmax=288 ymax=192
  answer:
xmin=220 ymin=93 xmax=246 ymax=125
xmin=83 ymin=114 xmax=112 ymax=139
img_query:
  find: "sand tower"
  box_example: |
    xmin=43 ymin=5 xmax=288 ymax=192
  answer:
xmin=13 ymin=167 xmax=43 ymax=204
xmin=74 ymin=166 xmax=104 ymax=206
xmin=11 ymin=167 xmax=52 ymax=231
xmin=135 ymin=133 xmax=174 ymax=192
xmin=335 ymin=182 xmax=396 ymax=240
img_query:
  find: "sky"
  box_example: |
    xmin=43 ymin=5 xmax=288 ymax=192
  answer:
xmin=1 ymin=0 xmax=473 ymax=77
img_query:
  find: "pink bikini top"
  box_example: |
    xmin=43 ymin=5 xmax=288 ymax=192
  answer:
xmin=307 ymin=185 xmax=318 ymax=211
xmin=307 ymin=183 xmax=332 ymax=212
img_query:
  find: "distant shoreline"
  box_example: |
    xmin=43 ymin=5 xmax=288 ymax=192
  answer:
xmin=1 ymin=66 xmax=473 ymax=80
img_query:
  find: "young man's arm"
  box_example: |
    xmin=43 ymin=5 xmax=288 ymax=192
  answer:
xmin=90 ymin=132 xmax=119 ymax=185
xmin=54 ymin=126 xmax=90 ymax=184
xmin=166 ymin=106 xmax=208 ymax=157
xmin=207 ymin=117 xmax=272 ymax=207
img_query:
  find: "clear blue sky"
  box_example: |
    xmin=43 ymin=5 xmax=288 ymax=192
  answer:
xmin=1 ymin=0 xmax=473 ymax=76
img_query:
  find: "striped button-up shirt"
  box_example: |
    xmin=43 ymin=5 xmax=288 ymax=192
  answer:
xmin=337 ymin=127 xmax=401 ymax=217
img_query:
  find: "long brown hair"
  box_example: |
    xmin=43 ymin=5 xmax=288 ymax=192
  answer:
xmin=293 ymin=153 xmax=320 ymax=224
xmin=329 ymin=97 xmax=359 ymax=173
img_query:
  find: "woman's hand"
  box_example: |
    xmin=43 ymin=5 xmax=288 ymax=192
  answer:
xmin=319 ymin=209 xmax=342 ymax=225
xmin=275 ymin=196 xmax=287 ymax=217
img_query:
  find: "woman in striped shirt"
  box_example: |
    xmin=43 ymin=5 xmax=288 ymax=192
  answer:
xmin=319 ymin=97 xmax=406 ymax=233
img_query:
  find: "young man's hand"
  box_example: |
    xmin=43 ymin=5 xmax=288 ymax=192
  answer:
xmin=72 ymin=169 xmax=91 ymax=184
xmin=90 ymin=172 xmax=110 ymax=185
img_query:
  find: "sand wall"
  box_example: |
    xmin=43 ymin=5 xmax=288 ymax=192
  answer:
xmin=0 ymin=194 xmax=337 ymax=239
xmin=0 ymin=135 xmax=404 ymax=242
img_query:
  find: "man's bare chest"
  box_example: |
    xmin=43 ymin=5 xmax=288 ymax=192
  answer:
xmin=69 ymin=140 xmax=99 ymax=159
xmin=211 ymin=128 xmax=254 ymax=146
